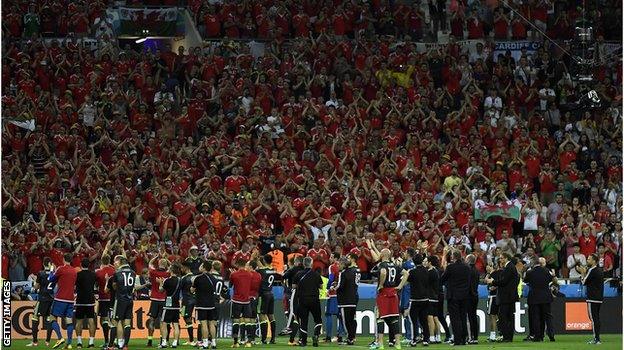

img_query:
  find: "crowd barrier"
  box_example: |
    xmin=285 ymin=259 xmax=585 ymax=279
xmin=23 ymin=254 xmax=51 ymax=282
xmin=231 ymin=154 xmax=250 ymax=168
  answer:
xmin=265 ymin=283 xmax=621 ymax=299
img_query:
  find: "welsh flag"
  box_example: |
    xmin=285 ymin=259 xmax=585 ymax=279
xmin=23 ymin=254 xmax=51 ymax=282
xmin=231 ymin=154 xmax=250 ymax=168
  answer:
xmin=474 ymin=200 xmax=522 ymax=221
xmin=118 ymin=7 xmax=178 ymax=37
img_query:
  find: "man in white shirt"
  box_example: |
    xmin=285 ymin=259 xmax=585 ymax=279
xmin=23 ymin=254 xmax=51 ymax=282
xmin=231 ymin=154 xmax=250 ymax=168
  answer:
xmin=538 ymin=80 xmax=555 ymax=111
xmin=469 ymin=43 xmax=489 ymax=63
xmin=448 ymin=228 xmax=472 ymax=252
xmin=567 ymin=243 xmax=587 ymax=282
xmin=305 ymin=218 xmax=332 ymax=241
xmin=240 ymin=89 xmax=254 ymax=113
xmin=496 ymin=229 xmax=517 ymax=255
xmin=480 ymin=232 xmax=497 ymax=264
xmin=266 ymin=115 xmax=285 ymax=139
xmin=513 ymin=57 xmax=536 ymax=85
xmin=93 ymin=14 xmax=114 ymax=39
xmin=395 ymin=211 xmax=412 ymax=235
xmin=79 ymin=96 xmax=97 ymax=127
xmin=484 ymin=88 xmax=503 ymax=119
xmin=153 ymin=84 xmax=174 ymax=105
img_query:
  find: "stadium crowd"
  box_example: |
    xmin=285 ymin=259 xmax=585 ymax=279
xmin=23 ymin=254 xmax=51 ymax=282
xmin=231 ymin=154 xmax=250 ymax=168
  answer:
xmin=1 ymin=0 xmax=622 ymax=291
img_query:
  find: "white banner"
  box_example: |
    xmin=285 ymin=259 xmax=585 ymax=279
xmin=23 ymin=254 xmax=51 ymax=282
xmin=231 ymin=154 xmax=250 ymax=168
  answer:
xmin=493 ymin=41 xmax=542 ymax=62
xmin=413 ymin=39 xmax=485 ymax=56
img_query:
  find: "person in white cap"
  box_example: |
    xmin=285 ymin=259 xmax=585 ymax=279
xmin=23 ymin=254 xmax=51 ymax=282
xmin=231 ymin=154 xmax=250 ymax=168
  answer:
xmin=185 ymin=245 xmax=204 ymax=275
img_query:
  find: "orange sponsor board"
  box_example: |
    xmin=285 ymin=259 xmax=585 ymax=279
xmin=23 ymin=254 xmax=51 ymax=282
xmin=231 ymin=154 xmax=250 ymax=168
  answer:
xmin=565 ymin=302 xmax=593 ymax=331
xmin=11 ymin=300 xmax=154 ymax=339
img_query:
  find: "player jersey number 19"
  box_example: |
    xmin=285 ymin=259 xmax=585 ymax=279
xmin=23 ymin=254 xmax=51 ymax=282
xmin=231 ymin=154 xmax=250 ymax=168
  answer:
xmin=387 ymin=268 xmax=396 ymax=284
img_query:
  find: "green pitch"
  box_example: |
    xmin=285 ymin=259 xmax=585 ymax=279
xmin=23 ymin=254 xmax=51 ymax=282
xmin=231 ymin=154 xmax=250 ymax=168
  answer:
xmin=6 ymin=335 xmax=623 ymax=350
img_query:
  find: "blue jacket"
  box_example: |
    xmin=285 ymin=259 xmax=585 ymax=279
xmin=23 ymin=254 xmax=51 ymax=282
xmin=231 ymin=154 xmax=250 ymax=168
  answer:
xmin=400 ymin=259 xmax=415 ymax=309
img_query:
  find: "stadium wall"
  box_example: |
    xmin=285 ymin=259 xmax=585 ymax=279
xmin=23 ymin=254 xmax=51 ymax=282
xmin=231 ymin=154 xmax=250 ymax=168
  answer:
xmin=9 ymin=297 xmax=621 ymax=339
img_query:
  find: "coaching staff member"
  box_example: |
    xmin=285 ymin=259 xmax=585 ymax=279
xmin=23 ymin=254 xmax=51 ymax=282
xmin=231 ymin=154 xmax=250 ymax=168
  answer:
xmin=466 ymin=254 xmax=480 ymax=344
xmin=580 ymin=254 xmax=604 ymax=345
xmin=334 ymin=255 xmax=360 ymax=345
xmin=485 ymin=252 xmax=519 ymax=343
xmin=523 ymin=257 xmax=554 ymax=342
xmin=440 ymin=248 xmax=470 ymax=346
xmin=293 ymin=257 xmax=323 ymax=347
xmin=397 ymin=253 xmax=431 ymax=346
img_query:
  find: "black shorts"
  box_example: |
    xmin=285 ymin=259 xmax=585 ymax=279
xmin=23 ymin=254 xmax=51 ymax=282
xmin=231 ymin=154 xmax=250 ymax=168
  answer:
xmin=196 ymin=307 xmax=217 ymax=321
xmin=427 ymin=300 xmax=438 ymax=316
xmin=487 ymin=295 xmax=498 ymax=315
xmin=487 ymin=296 xmax=498 ymax=315
xmin=181 ymin=302 xmax=195 ymax=319
xmin=148 ymin=300 xmax=165 ymax=319
xmin=74 ymin=305 xmax=95 ymax=319
xmin=33 ymin=300 xmax=53 ymax=318
xmin=98 ymin=300 xmax=113 ymax=317
xmin=249 ymin=297 xmax=258 ymax=318
xmin=231 ymin=301 xmax=251 ymax=319
xmin=112 ymin=299 xmax=133 ymax=321
xmin=162 ymin=308 xmax=180 ymax=323
xmin=289 ymin=292 xmax=299 ymax=315
xmin=258 ymin=293 xmax=274 ymax=315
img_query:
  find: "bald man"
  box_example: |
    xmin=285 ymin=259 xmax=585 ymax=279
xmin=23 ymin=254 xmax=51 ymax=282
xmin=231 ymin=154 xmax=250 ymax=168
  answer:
xmin=370 ymin=248 xmax=403 ymax=350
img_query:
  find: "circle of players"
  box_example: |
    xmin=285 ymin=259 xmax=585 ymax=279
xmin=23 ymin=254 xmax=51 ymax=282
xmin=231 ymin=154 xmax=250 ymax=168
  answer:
xmin=27 ymin=241 xmax=605 ymax=349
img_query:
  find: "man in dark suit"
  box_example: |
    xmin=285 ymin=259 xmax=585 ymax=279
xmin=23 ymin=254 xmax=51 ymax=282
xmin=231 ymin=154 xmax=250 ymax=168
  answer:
xmin=540 ymin=258 xmax=556 ymax=341
xmin=440 ymin=248 xmax=471 ymax=346
xmin=485 ymin=252 xmax=519 ymax=342
xmin=465 ymin=254 xmax=480 ymax=344
xmin=580 ymin=254 xmax=604 ymax=345
xmin=523 ymin=257 xmax=554 ymax=342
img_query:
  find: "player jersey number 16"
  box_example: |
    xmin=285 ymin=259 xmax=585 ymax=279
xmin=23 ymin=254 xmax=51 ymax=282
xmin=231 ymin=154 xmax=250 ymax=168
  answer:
xmin=121 ymin=272 xmax=135 ymax=287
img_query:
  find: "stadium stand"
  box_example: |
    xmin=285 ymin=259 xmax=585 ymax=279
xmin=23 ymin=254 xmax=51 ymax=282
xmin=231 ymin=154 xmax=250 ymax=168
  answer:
xmin=1 ymin=0 xmax=622 ymax=292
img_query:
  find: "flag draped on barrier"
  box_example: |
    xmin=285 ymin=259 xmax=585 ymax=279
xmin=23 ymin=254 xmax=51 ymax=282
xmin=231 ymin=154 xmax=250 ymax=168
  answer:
xmin=116 ymin=7 xmax=178 ymax=36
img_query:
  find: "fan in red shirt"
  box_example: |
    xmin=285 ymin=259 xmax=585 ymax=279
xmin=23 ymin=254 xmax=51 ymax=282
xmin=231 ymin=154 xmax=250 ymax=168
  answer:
xmin=230 ymin=259 xmax=253 ymax=346
xmin=232 ymin=243 xmax=253 ymax=264
xmin=224 ymin=168 xmax=247 ymax=193
xmin=203 ymin=10 xmax=221 ymax=37
xmin=467 ymin=11 xmax=484 ymax=39
xmin=306 ymin=239 xmax=330 ymax=273
xmin=493 ymin=9 xmax=509 ymax=39
xmin=49 ymin=240 xmax=67 ymax=267
xmin=597 ymin=244 xmax=614 ymax=276
xmin=173 ymin=195 xmax=196 ymax=229
xmin=558 ymin=135 xmax=579 ymax=171
xmin=579 ymin=228 xmax=597 ymax=258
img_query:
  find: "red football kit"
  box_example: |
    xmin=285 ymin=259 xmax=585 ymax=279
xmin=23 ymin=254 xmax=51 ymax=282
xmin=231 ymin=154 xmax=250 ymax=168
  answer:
xmin=149 ymin=268 xmax=170 ymax=301
xmin=95 ymin=265 xmax=116 ymax=301
xmin=249 ymin=270 xmax=262 ymax=298
xmin=52 ymin=264 xmax=78 ymax=303
xmin=230 ymin=269 xmax=252 ymax=303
